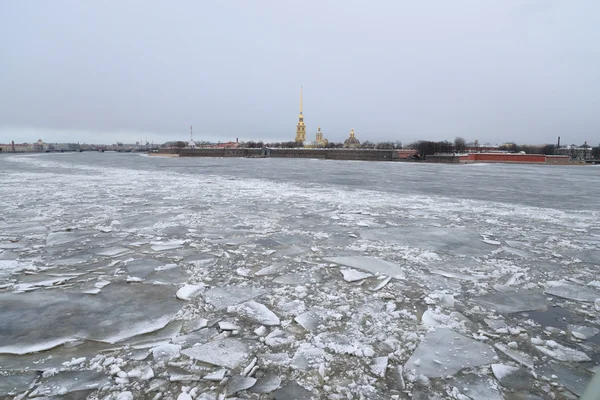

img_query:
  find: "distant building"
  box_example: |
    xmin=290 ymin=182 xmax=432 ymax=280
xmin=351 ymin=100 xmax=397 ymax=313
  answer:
xmin=295 ymin=86 xmax=306 ymax=143
xmin=343 ymin=128 xmax=361 ymax=148
xmin=314 ymin=126 xmax=328 ymax=147
xmin=555 ymin=142 xmax=593 ymax=160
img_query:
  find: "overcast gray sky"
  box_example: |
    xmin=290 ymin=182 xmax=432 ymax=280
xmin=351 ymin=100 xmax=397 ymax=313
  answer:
xmin=1 ymin=0 xmax=599 ymax=145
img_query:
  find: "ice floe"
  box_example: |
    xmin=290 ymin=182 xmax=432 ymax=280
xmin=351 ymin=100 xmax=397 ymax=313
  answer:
xmin=404 ymin=328 xmax=497 ymax=378
xmin=544 ymin=280 xmax=600 ymax=302
xmin=180 ymin=338 xmax=251 ymax=368
xmin=324 ymin=256 xmax=405 ymax=279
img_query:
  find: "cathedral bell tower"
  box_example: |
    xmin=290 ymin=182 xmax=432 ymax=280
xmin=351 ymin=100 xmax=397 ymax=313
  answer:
xmin=295 ymin=86 xmax=306 ymax=143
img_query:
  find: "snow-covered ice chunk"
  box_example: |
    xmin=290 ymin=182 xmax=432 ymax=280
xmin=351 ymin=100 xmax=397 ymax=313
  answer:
xmin=219 ymin=321 xmax=240 ymax=331
xmin=203 ymin=369 xmax=228 ymax=381
xmin=404 ymin=328 xmax=497 ymax=378
xmin=291 ymin=344 xmax=325 ymax=370
xmin=116 ymin=392 xmax=134 ymax=400
xmin=473 ymin=290 xmax=547 ymax=313
xmin=484 ymin=318 xmax=508 ymax=330
xmin=535 ymin=342 xmax=591 ymax=362
xmin=370 ymin=356 xmax=388 ymax=377
xmin=372 ymin=276 xmax=392 ymax=291
xmin=340 ymin=268 xmax=372 ymax=282
xmin=255 ymin=264 xmax=284 ymax=276
xmin=544 ymin=281 xmax=600 ymax=302
xmin=482 ymin=238 xmax=501 ymax=246
xmin=181 ymin=338 xmax=251 ymax=369
xmin=203 ymin=286 xmax=266 ymax=310
xmin=176 ymin=284 xmax=206 ymax=301
xmin=324 ymin=256 xmax=405 ymax=279
xmin=265 ymin=329 xmax=295 ymax=348
xmin=226 ymin=375 xmax=257 ymax=395
xmin=229 ymin=300 xmax=280 ymax=325
xmin=94 ymin=280 xmax=111 ymax=288
xmin=152 ymin=343 xmax=181 ymax=362
xmin=421 ymin=309 xmax=443 ymax=326
xmin=294 ymin=311 xmax=322 ymax=331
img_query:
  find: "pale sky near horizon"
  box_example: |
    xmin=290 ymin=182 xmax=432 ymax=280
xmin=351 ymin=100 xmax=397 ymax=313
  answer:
xmin=1 ymin=0 xmax=599 ymax=146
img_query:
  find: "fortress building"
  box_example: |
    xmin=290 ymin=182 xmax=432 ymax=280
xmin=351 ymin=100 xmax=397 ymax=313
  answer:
xmin=343 ymin=128 xmax=361 ymax=148
xmin=314 ymin=126 xmax=328 ymax=147
xmin=295 ymin=86 xmax=306 ymax=143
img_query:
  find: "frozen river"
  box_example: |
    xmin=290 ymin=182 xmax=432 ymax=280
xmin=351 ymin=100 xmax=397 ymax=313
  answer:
xmin=0 ymin=152 xmax=599 ymax=399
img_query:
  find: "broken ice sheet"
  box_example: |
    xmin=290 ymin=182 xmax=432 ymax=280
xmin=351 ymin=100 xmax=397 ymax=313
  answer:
xmin=361 ymin=227 xmax=497 ymax=256
xmin=291 ymin=344 xmax=325 ymax=370
xmin=473 ymin=290 xmax=547 ymax=313
xmin=249 ymin=373 xmax=281 ymax=393
xmin=494 ymin=343 xmax=534 ymax=369
xmin=0 ymin=371 xmax=37 ymax=397
xmin=404 ymin=328 xmax=497 ymax=378
xmin=340 ymin=268 xmax=372 ymax=282
xmin=535 ymin=342 xmax=591 ymax=362
xmin=544 ymin=280 xmax=600 ymax=302
xmin=226 ymin=375 xmax=257 ymax=395
xmin=450 ymin=373 xmax=503 ymax=400
xmin=491 ymin=364 xmax=533 ymax=390
xmin=203 ymin=286 xmax=266 ymax=310
xmin=34 ymin=370 xmax=111 ymax=397
xmin=180 ymin=338 xmax=251 ymax=369
xmin=324 ymin=256 xmax=405 ymax=279
xmin=536 ymin=363 xmax=593 ymax=396
xmin=0 ymin=283 xmax=182 ymax=353
xmin=568 ymin=324 xmax=599 ymax=340
xmin=294 ymin=311 xmax=323 ymax=331
xmin=92 ymin=247 xmax=132 ymax=257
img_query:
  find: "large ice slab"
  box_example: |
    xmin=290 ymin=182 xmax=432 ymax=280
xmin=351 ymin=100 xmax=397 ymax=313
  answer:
xmin=0 ymin=283 xmax=182 ymax=353
xmin=404 ymin=328 xmax=497 ymax=378
xmin=0 ymin=371 xmax=37 ymax=397
xmin=181 ymin=338 xmax=251 ymax=369
xmin=361 ymin=227 xmax=497 ymax=256
xmin=473 ymin=290 xmax=547 ymax=313
xmin=324 ymin=256 xmax=405 ymax=279
xmin=544 ymin=281 xmax=600 ymax=302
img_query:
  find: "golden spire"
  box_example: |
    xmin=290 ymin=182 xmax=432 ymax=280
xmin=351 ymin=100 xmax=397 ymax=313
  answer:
xmin=300 ymin=85 xmax=303 ymax=116
xmin=295 ymin=85 xmax=306 ymax=142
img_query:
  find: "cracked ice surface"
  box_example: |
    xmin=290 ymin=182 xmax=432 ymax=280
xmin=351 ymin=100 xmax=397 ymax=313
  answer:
xmin=0 ymin=153 xmax=599 ymax=399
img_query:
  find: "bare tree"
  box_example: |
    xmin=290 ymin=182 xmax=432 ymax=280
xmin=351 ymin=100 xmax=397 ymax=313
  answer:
xmin=454 ymin=137 xmax=467 ymax=153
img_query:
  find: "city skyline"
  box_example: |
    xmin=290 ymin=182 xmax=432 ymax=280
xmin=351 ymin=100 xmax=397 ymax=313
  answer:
xmin=1 ymin=1 xmax=599 ymax=145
